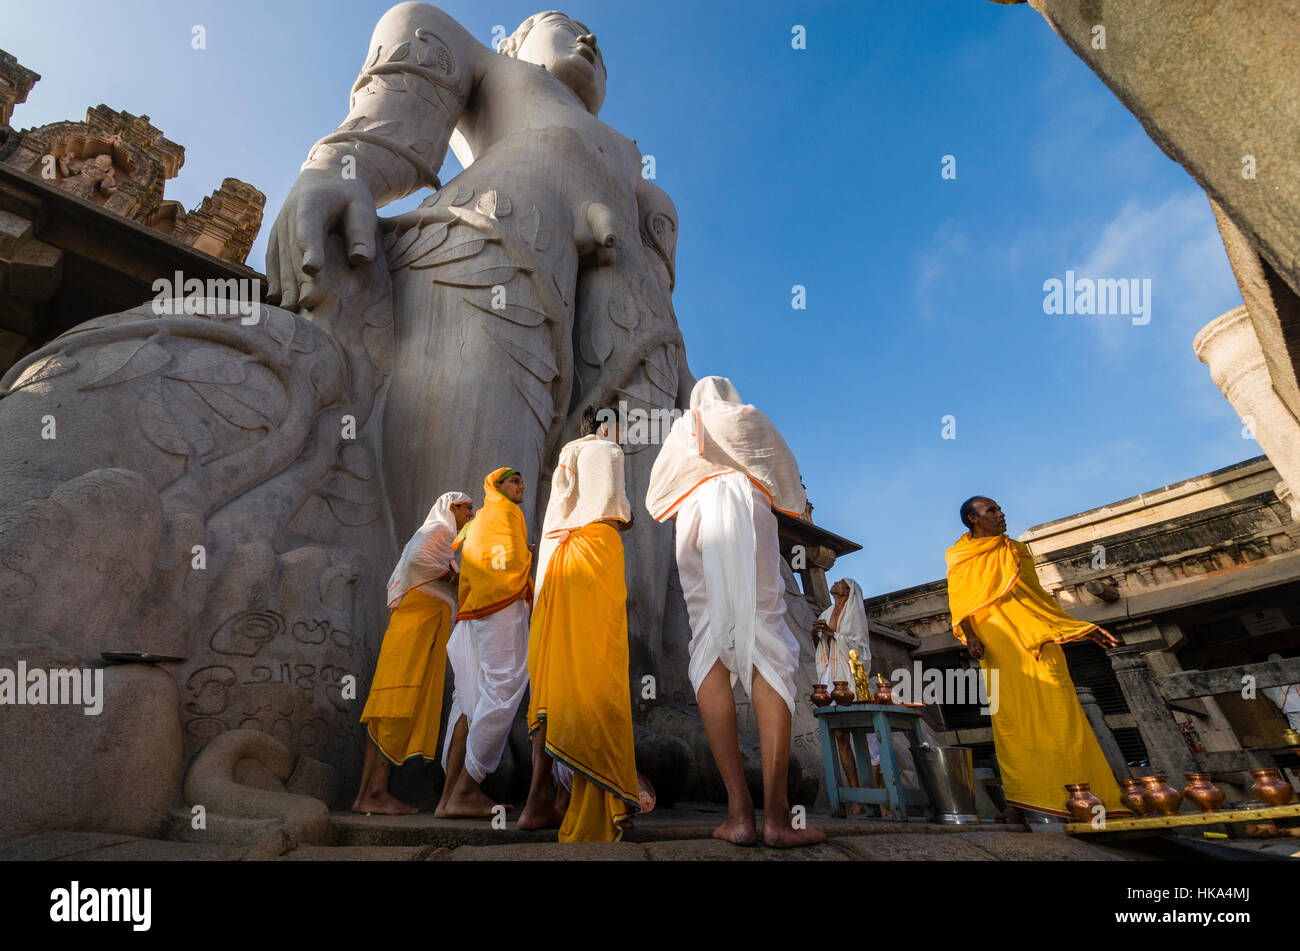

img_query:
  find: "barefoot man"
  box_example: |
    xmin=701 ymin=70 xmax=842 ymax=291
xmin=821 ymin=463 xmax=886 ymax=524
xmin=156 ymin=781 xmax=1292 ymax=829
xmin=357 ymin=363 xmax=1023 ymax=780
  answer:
xmin=354 ymin=491 xmax=473 ymax=814
xmin=436 ymin=468 xmax=533 ymax=818
xmin=947 ymin=496 xmax=1129 ymax=821
xmin=646 ymin=376 xmax=826 ymax=848
xmin=519 ymin=406 xmax=639 ymax=840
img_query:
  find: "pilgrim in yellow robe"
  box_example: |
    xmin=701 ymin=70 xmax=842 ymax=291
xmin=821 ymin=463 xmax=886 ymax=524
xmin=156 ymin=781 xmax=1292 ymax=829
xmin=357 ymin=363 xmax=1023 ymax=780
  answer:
xmin=360 ymin=588 xmax=452 ymax=764
xmin=946 ymin=532 xmax=1129 ymax=818
xmin=455 ymin=466 xmax=532 ymax=621
xmin=527 ymin=521 xmax=640 ymax=842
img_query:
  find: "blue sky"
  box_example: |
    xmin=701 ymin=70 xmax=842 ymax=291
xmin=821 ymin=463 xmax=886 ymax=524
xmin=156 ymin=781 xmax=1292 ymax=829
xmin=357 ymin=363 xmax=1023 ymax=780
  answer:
xmin=3 ymin=0 xmax=1249 ymax=593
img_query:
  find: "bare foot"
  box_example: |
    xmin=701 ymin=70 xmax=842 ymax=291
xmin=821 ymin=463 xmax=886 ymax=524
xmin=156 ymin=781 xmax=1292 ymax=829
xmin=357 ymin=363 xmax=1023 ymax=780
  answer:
xmin=712 ymin=812 xmax=758 ymax=846
xmin=846 ymin=802 xmax=867 ymax=817
xmin=762 ymin=814 xmax=827 ymax=848
xmin=517 ymin=804 xmax=564 ymax=830
xmin=442 ymin=784 xmax=513 ymax=820
xmin=352 ymin=792 xmax=418 ymax=816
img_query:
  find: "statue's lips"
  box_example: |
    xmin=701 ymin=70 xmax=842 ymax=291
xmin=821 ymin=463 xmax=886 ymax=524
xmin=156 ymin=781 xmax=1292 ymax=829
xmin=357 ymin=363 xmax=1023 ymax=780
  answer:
xmin=572 ymin=42 xmax=597 ymax=65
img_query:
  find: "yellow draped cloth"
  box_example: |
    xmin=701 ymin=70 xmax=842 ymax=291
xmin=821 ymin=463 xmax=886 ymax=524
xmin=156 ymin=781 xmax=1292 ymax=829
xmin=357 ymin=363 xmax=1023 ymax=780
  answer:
xmin=455 ymin=467 xmax=532 ymax=621
xmin=527 ymin=522 xmax=640 ymax=841
xmin=359 ymin=587 xmax=452 ymax=764
xmin=946 ymin=532 xmax=1129 ymax=818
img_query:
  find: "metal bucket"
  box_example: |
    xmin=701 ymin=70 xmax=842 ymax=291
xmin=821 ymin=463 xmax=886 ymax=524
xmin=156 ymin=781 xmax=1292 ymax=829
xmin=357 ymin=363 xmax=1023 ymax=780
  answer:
xmin=910 ymin=745 xmax=979 ymax=824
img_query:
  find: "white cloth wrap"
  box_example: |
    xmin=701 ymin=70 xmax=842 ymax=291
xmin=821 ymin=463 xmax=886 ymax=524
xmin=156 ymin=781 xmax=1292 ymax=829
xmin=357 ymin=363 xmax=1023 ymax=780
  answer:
xmin=675 ymin=470 xmax=800 ymax=713
xmin=534 ymin=434 xmax=631 ymax=602
xmin=814 ymin=579 xmax=870 ymax=687
xmin=386 ymin=491 xmax=471 ymax=612
xmin=440 ymin=598 xmax=530 ymax=783
xmin=645 ymin=376 xmax=806 ymax=522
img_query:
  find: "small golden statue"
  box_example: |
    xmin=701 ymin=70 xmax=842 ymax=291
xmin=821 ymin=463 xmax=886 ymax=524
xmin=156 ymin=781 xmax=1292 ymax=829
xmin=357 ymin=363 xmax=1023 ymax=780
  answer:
xmin=848 ymin=648 xmax=871 ymax=704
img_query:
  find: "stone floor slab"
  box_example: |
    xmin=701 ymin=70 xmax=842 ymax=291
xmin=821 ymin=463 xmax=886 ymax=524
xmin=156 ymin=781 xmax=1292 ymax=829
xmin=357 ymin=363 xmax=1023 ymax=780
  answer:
xmin=0 ymin=832 xmax=139 ymax=861
xmin=447 ymin=842 xmax=648 ymax=861
xmin=641 ymin=838 xmax=848 ymax=861
xmin=831 ymin=833 xmax=998 ymax=861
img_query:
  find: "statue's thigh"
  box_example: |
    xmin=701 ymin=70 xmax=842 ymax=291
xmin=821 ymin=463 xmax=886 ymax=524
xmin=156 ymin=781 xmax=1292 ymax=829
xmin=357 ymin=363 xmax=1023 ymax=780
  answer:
xmin=382 ymin=271 xmax=557 ymax=534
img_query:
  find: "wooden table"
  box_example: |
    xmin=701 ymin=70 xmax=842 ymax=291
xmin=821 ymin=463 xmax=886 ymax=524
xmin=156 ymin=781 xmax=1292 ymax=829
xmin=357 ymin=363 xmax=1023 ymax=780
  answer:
xmin=813 ymin=704 xmax=927 ymax=820
xmin=1064 ymin=802 xmax=1300 ymax=836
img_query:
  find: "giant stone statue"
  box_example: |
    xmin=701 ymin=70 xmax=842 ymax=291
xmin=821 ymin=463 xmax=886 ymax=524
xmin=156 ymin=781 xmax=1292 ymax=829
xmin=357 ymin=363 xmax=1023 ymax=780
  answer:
xmin=266 ymin=6 xmax=696 ymax=710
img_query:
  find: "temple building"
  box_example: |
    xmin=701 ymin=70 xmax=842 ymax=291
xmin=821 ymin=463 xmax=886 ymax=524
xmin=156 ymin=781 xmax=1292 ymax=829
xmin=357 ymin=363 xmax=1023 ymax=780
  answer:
xmin=0 ymin=49 xmax=264 ymax=375
xmin=866 ymin=454 xmax=1300 ymax=802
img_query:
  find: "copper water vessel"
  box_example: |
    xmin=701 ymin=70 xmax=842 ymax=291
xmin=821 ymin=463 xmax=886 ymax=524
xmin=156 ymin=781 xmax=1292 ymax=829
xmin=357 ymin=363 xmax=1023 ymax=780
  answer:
xmin=1118 ymin=777 xmax=1152 ymax=817
xmin=1064 ymin=783 xmax=1104 ymax=821
xmin=1182 ymin=773 xmax=1225 ymax=813
xmin=1249 ymin=768 xmax=1296 ymax=806
xmin=1139 ymin=775 xmax=1182 ymax=815
xmin=810 ymin=684 xmax=832 ymax=708
xmin=830 ymin=681 xmax=855 ymax=706
xmin=873 ymin=675 xmax=894 ymax=705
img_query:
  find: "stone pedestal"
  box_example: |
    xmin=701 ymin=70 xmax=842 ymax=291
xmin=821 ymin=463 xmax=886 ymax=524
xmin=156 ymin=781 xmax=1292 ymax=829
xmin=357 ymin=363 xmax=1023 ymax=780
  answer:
xmin=1195 ymin=306 xmax=1300 ymax=521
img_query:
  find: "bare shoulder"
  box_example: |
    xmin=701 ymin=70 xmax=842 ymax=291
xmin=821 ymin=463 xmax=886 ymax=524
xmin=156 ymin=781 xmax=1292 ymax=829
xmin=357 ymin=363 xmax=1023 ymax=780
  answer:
xmin=373 ymin=2 xmax=490 ymax=71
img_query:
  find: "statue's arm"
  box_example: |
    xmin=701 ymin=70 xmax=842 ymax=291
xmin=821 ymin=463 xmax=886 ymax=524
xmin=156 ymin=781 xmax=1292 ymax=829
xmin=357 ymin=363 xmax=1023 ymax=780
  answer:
xmin=267 ymin=3 xmax=487 ymax=309
xmin=303 ymin=2 xmax=485 ymax=205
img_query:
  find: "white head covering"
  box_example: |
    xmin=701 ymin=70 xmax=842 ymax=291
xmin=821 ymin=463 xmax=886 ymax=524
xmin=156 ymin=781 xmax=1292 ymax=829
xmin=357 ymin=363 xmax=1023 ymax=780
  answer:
xmin=815 ymin=579 xmax=870 ymax=686
xmin=386 ymin=491 xmax=471 ymax=610
xmin=534 ymin=432 xmax=632 ymax=600
xmin=645 ymin=375 xmax=806 ymax=521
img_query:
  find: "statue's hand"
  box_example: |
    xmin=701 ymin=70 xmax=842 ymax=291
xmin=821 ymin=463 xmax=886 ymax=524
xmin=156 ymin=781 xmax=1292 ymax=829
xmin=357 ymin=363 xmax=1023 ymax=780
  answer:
xmin=266 ymin=169 xmax=378 ymax=311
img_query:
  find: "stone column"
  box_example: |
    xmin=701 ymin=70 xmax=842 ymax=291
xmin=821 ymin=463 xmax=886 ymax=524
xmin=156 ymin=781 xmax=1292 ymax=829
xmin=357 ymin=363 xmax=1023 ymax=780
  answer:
xmin=1195 ymin=306 xmax=1300 ymax=521
xmin=1076 ymin=685 xmax=1128 ymax=775
xmin=1108 ymin=645 xmax=1198 ymax=777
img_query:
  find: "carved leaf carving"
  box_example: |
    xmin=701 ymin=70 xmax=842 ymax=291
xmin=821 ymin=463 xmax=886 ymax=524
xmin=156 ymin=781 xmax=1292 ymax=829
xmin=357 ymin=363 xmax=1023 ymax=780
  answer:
xmin=608 ymin=281 xmax=638 ymax=330
xmin=338 ymin=116 xmax=364 ymax=132
xmin=362 ymin=120 xmax=402 ymax=137
xmin=80 ymin=338 xmax=171 ymax=390
xmin=320 ymin=471 xmax=382 ymax=526
xmin=431 ymin=264 xmax=522 ymax=287
xmin=388 ymin=223 xmax=449 ymax=269
xmin=409 ymin=235 xmax=484 ymax=270
xmin=450 ymin=186 xmax=475 ymax=207
xmin=137 ymin=380 xmax=214 ymax=458
xmin=264 ymin=309 xmax=296 ymax=349
xmin=7 ymin=354 xmax=78 ymax=393
xmin=387 ymin=42 xmax=410 ymax=62
xmin=465 ymin=296 xmax=548 ymax=327
xmin=644 ymin=345 xmax=678 ymax=398
xmin=475 ymin=190 xmax=512 ymax=219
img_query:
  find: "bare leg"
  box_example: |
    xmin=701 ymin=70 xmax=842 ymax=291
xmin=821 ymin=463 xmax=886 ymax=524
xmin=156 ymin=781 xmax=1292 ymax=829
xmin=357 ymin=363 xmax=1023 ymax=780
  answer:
xmin=836 ymin=733 xmax=865 ymax=816
xmin=352 ymin=731 xmax=419 ymax=815
xmin=696 ymin=660 xmax=757 ymax=845
xmin=437 ymin=713 xmax=514 ymax=819
xmin=435 ymin=715 xmax=468 ymax=818
xmin=518 ymin=720 xmax=563 ymax=830
xmin=752 ymin=671 xmax=826 ymax=848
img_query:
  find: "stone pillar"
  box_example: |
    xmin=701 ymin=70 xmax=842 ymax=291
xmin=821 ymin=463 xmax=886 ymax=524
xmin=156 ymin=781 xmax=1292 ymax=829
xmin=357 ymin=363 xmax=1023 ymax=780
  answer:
xmin=1195 ymin=306 xmax=1300 ymax=521
xmin=1108 ymin=645 xmax=1198 ymax=777
xmin=1076 ymin=685 xmax=1128 ymax=775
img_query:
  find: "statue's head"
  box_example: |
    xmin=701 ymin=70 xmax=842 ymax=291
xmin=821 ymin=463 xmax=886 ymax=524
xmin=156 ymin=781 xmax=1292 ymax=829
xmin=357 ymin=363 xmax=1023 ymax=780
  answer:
xmin=500 ymin=11 xmax=606 ymax=115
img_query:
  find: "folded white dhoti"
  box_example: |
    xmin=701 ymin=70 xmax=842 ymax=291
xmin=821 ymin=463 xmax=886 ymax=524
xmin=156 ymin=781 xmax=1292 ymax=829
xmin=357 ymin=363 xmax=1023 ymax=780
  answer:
xmin=441 ymin=598 xmax=530 ymax=783
xmin=675 ymin=469 xmax=800 ymax=713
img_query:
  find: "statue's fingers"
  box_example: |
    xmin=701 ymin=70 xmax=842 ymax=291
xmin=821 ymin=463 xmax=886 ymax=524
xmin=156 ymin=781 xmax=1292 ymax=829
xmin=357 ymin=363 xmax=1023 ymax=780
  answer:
xmin=265 ymin=225 xmax=284 ymax=302
xmin=279 ymin=223 xmax=303 ymax=311
xmin=343 ymin=200 xmax=375 ymax=266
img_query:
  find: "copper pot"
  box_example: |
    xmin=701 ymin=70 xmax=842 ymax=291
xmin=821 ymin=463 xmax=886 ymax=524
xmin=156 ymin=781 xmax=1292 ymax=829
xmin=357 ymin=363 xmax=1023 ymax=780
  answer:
xmin=1182 ymin=773 xmax=1225 ymax=813
xmin=873 ymin=678 xmax=895 ymax=705
xmin=1118 ymin=777 xmax=1153 ymax=817
xmin=1064 ymin=783 xmax=1104 ymax=821
xmin=830 ymin=681 xmax=855 ymax=706
xmin=1249 ymin=768 xmax=1296 ymax=807
xmin=810 ymin=684 xmax=832 ymax=708
xmin=1139 ymin=775 xmax=1183 ymax=816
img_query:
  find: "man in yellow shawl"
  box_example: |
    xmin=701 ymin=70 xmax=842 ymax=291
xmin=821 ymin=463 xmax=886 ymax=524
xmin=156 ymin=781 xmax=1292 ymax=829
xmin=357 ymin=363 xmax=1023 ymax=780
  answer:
xmin=353 ymin=491 xmax=473 ymax=814
xmin=946 ymin=496 xmax=1128 ymax=821
xmin=518 ymin=406 xmax=640 ymax=841
xmin=435 ymin=467 xmax=533 ymax=819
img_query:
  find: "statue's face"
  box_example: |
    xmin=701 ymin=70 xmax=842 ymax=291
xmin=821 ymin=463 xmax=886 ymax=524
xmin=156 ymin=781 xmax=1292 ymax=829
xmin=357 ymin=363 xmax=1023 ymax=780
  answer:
xmin=516 ymin=12 xmax=606 ymax=114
